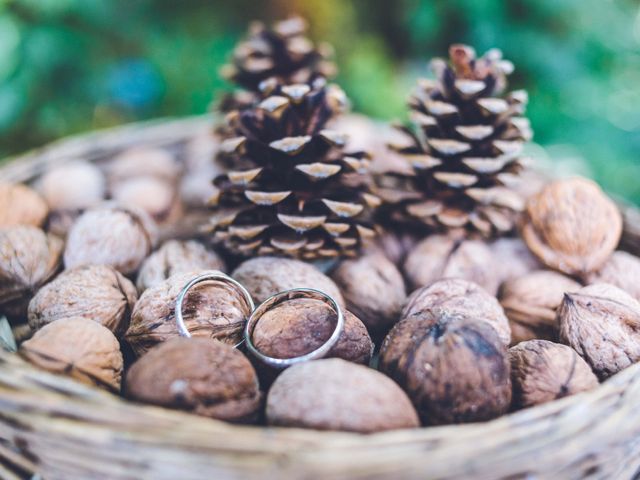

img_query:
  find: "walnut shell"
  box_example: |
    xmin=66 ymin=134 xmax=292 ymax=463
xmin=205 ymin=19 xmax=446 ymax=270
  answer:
xmin=266 ymin=358 xmax=419 ymax=432
xmin=331 ymin=253 xmax=406 ymax=335
xmin=0 ymin=183 xmax=49 ymax=227
xmin=499 ymin=270 xmax=581 ymax=344
xmin=20 ymin=317 xmax=123 ymax=391
xmin=232 ymin=257 xmax=344 ymax=307
xmin=380 ymin=311 xmax=512 ymax=425
xmin=404 ymin=234 xmax=499 ymax=295
xmin=64 ymin=204 xmax=157 ymax=275
xmin=522 ymin=178 xmax=622 ymax=276
xmin=111 ymin=177 xmax=181 ymax=225
xmin=251 ymin=297 xmax=373 ymax=365
xmin=489 ymin=237 xmax=543 ymax=285
xmin=28 ymin=264 xmax=137 ymax=337
xmin=368 ymin=229 xmax=419 ymax=265
xmin=558 ymin=283 xmax=640 ymax=379
xmin=0 ymin=226 xmax=62 ymax=315
xmin=125 ymin=337 xmax=261 ymax=422
xmin=509 ymin=340 xmax=598 ymax=409
xmin=137 ymin=240 xmax=226 ymax=293
xmin=402 ymin=278 xmax=511 ymax=346
xmin=583 ymin=251 xmax=640 ymax=301
xmin=37 ymin=161 xmax=106 ymax=211
xmin=109 ymin=147 xmax=180 ymax=183
xmin=125 ymin=271 xmax=251 ymax=356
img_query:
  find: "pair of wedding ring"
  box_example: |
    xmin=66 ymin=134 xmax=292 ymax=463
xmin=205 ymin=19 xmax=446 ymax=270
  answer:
xmin=174 ymin=271 xmax=344 ymax=369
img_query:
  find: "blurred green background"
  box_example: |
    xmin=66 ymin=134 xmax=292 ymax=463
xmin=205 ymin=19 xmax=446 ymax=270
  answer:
xmin=0 ymin=0 xmax=639 ymax=200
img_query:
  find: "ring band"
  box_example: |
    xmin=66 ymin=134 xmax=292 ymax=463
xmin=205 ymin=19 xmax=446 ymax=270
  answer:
xmin=175 ymin=271 xmax=255 ymax=346
xmin=244 ymin=288 xmax=344 ymax=369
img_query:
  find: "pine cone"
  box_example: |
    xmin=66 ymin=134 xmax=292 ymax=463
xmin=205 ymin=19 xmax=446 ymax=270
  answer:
xmin=377 ymin=45 xmax=532 ymax=237
xmin=219 ymin=16 xmax=336 ymax=112
xmin=208 ymin=79 xmax=379 ymax=260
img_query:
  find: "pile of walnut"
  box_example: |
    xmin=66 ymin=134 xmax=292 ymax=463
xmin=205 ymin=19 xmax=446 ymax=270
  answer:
xmin=2 ymin=142 xmax=638 ymax=433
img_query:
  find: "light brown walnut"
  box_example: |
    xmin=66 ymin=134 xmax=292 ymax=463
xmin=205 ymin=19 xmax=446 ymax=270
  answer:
xmin=583 ymin=251 xmax=640 ymax=301
xmin=0 ymin=183 xmax=49 ymax=228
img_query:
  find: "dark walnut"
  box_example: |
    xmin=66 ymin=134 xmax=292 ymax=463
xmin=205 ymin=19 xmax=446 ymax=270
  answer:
xmin=125 ymin=271 xmax=251 ymax=356
xmin=404 ymin=233 xmax=499 ymax=295
xmin=251 ymin=297 xmax=373 ymax=365
xmin=28 ymin=264 xmax=137 ymax=337
xmin=137 ymin=240 xmax=226 ymax=292
xmin=584 ymin=251 xmax=640 ymax=301
xmin=0 ymin=226 xmax=62 ymax=318
xmin=232 ymin=257 xmax=344 ymax=306
xmin=380 ymin=311 xmax=511 ymax=425
xmin=489 ymin=237 xmax=542 ymax=285
xmin=266 ymin=358 xmax=419 ymax=432
xmin=125 ymin=337 xmax=261 ymax=423
xmin=0 ymin=183 xmax=49 ymax=228
xmin=509 ymin=340 xmax=598 ymax=409
xmin=499 ymin=270 xmax=581 ymax=344
xmin=331 ymin=253 xmax=406 ymax=336
xmin=403 ymin=278 xmax=511 ymax=346
xmin=64 ymin=204 xmax=157 ymax=275
xmin=522 ymin=178 xmax=622 ymax=276
xmin=20 ymin=317 xmax=123 ymax=392
xmin=558 ymin=283 xmax=640 ymax=379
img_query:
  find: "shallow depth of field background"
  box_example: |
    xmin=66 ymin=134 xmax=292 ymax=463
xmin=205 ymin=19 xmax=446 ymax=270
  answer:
xmin=0 ymin=0 xmax=639 ymax=201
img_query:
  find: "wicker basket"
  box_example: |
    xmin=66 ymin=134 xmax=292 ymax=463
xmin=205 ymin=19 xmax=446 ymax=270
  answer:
xmin=1 ymin=117 xmax=640 ymax=480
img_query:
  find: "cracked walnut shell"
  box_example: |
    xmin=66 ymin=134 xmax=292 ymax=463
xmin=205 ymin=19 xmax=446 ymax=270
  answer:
xmin=522 ymin=178 xmax=622 ymax=276
xmin=20 ymin=317 xmax=123 ymax=391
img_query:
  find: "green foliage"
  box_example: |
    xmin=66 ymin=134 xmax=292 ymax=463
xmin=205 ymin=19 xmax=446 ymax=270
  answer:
xmin=0 ymin=0 xmax=639 ymax=202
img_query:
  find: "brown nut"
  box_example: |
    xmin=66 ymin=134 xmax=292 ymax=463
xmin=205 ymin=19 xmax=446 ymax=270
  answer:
xmin=28 ymin=264 xmax=137 ymax=337
xmin=111 ymin=177 xmax=181 ymax=225
xmin=137 ymin=240 xmax=226 ymax=293
xmin=125 ymin=271 xmax=251 ymax=356
xmin=331 ymin=253 xmax=406 ymax=335
xmin=499 ymin=270 xmax=581 ymax=344
xmin=109 ymin=147 xmax=180 ymax=183
xmin=380 ymin=311 xmax=511 ymax=425
xmin=37 ymin=161 xmax=106 ymax=211
xmin=368 ymin=229 xmax=419 ymax=265
xmin=509 ymin=340 xmax=598 ymax=409
xmin=0 ymin=183 xmax=49 ymax=227
xmin=0 ymin=226 xmax=62 ymax=316
xmin=489 ymin=237 xmax=542 ymax=285
xmin=20 ymin=317 xmax=123 ymax=391
xmin=403 ymin=234 xmax=499 ymax=295
xmin=232 ymin=257 xmax=344 ymax=307
xmin=251 ymin=297 xmax=373 ymax=365
xmin=266 ymin=358 xmax=419 ymax=432
xmin=558 ymin=283 xmax=640 ymax=379
xmin=522 ymin=178 xmax=622 ymax=276
xmin=583 ymin=251 xmax=640 ymax=301
xmin=403 ymin=278 xmax=511 ymax=346
xmin=125 ymin=337 xmax=261 ymax=423
xmin=64 ymin=204 xmax=157 ymax=275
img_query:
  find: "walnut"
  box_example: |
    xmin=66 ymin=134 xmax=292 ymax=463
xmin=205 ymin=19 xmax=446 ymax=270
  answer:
xmin=368 ymin=229 xmax=419 ymax=265
xmin=489 ymin=237 xmax=542 ymax=285
xmin=380 ymin=311 xmax=511 ymax=424
xmin=499 ymin=270 xmax=581 ymax=344
xmin=28 ymin=264 xmax=137 ymax=337
xmin=558 ymin=283 xmax=640 ymax=379
xmin=0 ymin=183 xmax=49 ymax=227
xmin=509 ymin=340 xmax=598 ymax=409
xmin=583 ymin=251 xmax=640 ymax=301
xmin=37 ymin=161 xmax=106 ymax=211
xmin=522 ymin=178 xmax=622 ymax=276
xmin=137 ymin=240 xmax=226 ymax=293
xmin=64 ymin=204 xmax=157 ymax=275
xmin=331 ymin=253 xmax=406 ymax=336
xmin=0 ymin=226 xmax=62 ymax=318
xmin=125 ymin=271 xmax=251 ymax=356
xmin=20 ymin=317 xmax=123 ymax=391
xmin=403 ymin=233 xmax=499 ymax=295
xmin=232 ymin=257 xmax=344 ymax=307
xmin=251 ymin=297 xmax=373 ymax=365
xmin=402 ymin=278 xmax=511 ymax=346
xmin=180 ymin=166 xmax=220 ymax=209
xmin=125 ymin=337 xmax=261 ymax=423
xmin=108 ymin=147 xmax=180 ymax=184
xmin=266 ymin=358 xmax=420 ymax=432
xmin=111 ymin=177 xmax=181 ymax=225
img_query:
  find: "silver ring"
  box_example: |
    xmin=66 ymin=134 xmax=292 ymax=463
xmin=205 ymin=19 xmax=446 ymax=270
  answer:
xmin=244 ymin=288 xmax=344 ymax=369
xmin=175 ymin=271 xmax=255 ymax=347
